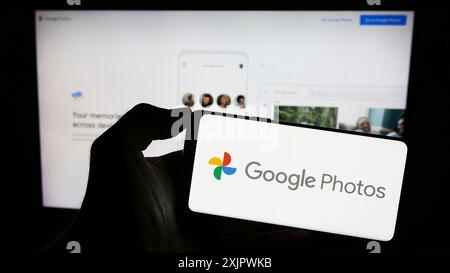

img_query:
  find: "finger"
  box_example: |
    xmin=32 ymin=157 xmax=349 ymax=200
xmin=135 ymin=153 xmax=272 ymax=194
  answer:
xmin=112 ymin=103 xmax=191 ymax=151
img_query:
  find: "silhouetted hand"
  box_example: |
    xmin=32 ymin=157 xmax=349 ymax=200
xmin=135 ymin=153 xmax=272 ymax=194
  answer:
xmin=54 ymin=103 xmax=311 ymax=253
xmin=66 ymin=103 xmax=193 ymax=252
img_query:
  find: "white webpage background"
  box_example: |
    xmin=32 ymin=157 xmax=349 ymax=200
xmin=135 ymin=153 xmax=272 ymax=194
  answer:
xmin=35 ymin=11 xmax=414 ymax=208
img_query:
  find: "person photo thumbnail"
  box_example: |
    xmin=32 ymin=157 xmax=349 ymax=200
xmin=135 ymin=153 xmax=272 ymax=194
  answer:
xmin=217 ymin=94 xmax=231 ymax=109
xmin=200 ymin=93 xmax=214 ymax=108
xmin=338 ymin=108 xmax=405 ymax=137
xmin=182 ymin=92 xmax=195 ymax=108
xmin=236 ymin=95 xmax=246 ymax=109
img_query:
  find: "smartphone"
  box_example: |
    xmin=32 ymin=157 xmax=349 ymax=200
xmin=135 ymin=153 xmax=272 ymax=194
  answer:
xmin=178 ymin=51 xmax=248 ymax=111
xmin=185 ymin=111 xmax=407 ymax=241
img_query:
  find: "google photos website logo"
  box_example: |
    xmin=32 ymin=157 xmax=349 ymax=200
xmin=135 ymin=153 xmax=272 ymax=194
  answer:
xmin=208 ymin=152 xmax=237 ymax=180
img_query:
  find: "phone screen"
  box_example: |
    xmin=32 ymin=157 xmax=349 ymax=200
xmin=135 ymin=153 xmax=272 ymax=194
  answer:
xmin=187 ymin=112 xmax=407 ymax=241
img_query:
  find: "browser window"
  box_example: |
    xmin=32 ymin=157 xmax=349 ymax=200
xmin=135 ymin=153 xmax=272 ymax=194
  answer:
xmin=35 ymin=10 xmax=414 ymax=208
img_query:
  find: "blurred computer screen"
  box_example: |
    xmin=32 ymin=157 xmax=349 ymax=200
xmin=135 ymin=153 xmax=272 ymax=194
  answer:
xmin=35 ymin=10 xmax=414 ymax=208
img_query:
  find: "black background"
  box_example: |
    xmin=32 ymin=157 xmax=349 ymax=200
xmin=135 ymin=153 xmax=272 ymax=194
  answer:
xmin=3 ymin=0 xmax=449 ymax=254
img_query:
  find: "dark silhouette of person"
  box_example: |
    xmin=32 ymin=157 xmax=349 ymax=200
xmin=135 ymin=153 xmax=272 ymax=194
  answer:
xmin=45 ymin=103 xmax=311 ymax=253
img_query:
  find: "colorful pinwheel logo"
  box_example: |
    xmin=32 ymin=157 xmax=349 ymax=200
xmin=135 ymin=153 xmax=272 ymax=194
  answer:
xmin=208 ymin=152 xmax=237 ymax=180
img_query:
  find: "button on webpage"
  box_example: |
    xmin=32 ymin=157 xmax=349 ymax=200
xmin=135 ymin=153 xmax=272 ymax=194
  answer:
xmin=360 ymin=15 xmax=407 ymax=26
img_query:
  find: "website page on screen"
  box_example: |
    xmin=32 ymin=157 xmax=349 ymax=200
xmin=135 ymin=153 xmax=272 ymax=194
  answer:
xmin=35 ymin=11 xmax=414 ymax=208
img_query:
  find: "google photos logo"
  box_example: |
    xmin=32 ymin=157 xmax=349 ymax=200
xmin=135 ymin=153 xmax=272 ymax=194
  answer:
xmin=208 ymin=152 xmax=237 ymax=180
